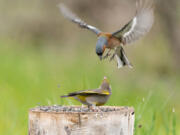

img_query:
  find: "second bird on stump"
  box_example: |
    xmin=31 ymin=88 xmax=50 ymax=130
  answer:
xmin=61 ymin=77 xmax=111 ymax=108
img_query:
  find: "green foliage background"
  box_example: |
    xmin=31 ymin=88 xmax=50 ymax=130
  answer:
xmin=0 ymin=36 xmax=179 ymax=134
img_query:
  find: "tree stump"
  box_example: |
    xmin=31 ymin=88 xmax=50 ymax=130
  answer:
xmin=29 ymin=106 xmax=135 ymax=135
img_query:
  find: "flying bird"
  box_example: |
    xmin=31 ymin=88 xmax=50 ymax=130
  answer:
xmin=58 ymin=0 xmax=154 ymax=68
xmin=60 ymin=77 xmax=111 ymax=108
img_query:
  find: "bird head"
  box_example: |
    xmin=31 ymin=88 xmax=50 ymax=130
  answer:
xmin=96 ymin=36 xmax=108 ymax=60
xmin=100 ymin=76 xmax=110 ymax=90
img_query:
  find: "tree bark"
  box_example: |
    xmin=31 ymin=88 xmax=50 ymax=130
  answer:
xmin=28 ymin=106 xmax=135 ymax=135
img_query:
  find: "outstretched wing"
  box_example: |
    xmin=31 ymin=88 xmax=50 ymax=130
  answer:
xmin=112 ymin=0 xmax=154 ymax=45
xmin=58 ymin=4 xmax=102 ymax=35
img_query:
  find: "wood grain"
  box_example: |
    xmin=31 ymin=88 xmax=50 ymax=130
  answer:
xmin=28 ymin=106 xmax=135 ymax=135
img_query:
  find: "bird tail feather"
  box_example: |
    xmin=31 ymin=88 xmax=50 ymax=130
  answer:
xmin=115 ymin=46 xmax=133 ymax=69
xmin=60 ymin=92 xmax=78 ymax=98
xmin=60 ymin=95 xmax=70 ymax=98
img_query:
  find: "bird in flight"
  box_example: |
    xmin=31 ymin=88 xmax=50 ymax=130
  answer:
xmin=60 ymin=77 xmax=111 ymax=108
xmin=58 ymin=0 xmax=154 ymax=68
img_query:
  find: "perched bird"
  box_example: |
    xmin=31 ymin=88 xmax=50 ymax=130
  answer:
xmin=60 ymin=77 xmax=111 ymax=108
xmin=58 ymin=0 xmax=154 ymax=68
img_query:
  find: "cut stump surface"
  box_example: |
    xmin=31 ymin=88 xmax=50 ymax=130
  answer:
xmin=29 ymin=105 xmax=135 ymax=135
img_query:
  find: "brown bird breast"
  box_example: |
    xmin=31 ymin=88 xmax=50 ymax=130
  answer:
xmin=98 ymin=32 xmax=121 ymax=49
xmin=107 ymin=36 xmax=121 ymax=49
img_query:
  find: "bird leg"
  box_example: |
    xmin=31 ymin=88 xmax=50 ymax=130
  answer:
xmin=88 ymin=105 xmax=103 ymax=117
xmin=88 ymin=105 xmax=96 ymax=112
xmin=103 ymin=49 xmax=111 ymax=59
xmin=88 ymin=104 xmax=100 ymax=112
xmin=109 ymin=53 xmax=116 ymax=61
xmin=88 ymin=105 xmax=91 ymax=111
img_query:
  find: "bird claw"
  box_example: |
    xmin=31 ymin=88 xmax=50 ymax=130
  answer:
xmin=103 ymin=49 xmax=111 ymax=59
xmin=103 ymin=53 xmax=111 ymax=59
xmin=109 ymin=53 xmax=115 ymax=61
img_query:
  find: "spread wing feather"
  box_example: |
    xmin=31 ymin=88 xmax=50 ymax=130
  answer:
xmin=112 ymin=0 xmax=154 ymax=45
xmin=58 ymin=4 xmax=102 ymax=35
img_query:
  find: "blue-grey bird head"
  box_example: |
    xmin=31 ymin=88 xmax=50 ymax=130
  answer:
xmin=96 ymin=36 xmax=108 ymax=60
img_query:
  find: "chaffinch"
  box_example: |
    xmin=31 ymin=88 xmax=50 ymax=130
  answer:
xmin=59 ymin=0 xmax=154 ymax=68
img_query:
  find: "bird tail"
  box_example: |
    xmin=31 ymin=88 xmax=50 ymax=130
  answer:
xmin=115 ymin=46 xmax=133 ymax=69
xmin=60 ymin=92 xmax=77 ymax=98
xmin=60 ymin=95 xmax=70 ymax=98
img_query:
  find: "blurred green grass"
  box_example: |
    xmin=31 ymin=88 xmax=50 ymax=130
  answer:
xmin=0 ymin=37 xmax=179 ymax=135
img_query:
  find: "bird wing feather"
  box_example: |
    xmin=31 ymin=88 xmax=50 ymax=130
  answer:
xmin=58 ymin=4 xmax=102 ymax=35
xmin=112 ymin=0 xmax=154 ymax=45
xmin=68 ymin=89 xmax=110 ymax=96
